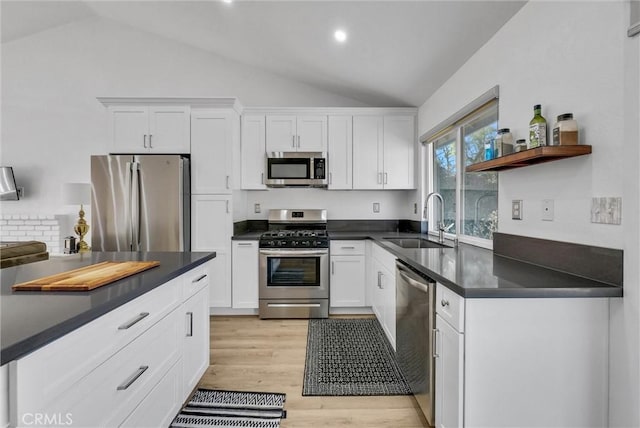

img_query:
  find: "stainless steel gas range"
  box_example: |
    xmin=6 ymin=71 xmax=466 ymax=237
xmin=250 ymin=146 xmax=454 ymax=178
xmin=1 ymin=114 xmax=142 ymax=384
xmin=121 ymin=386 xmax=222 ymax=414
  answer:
xmin=258 ymin=209 xmax=329 ymax=319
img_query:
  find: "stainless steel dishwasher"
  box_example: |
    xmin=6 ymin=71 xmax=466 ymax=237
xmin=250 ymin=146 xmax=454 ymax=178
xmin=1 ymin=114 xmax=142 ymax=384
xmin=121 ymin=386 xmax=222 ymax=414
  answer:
xmin=396 ymin=260 xmax=435 ymax=426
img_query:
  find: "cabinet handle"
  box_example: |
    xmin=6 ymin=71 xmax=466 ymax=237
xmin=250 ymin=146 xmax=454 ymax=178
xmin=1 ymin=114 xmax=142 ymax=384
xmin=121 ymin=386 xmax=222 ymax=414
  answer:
xmin=143 ymin=135 xmax=147 ymax=149
xmin=297 ymin=135 xmax=301 ymax=148
xmin=433 ymin=328 xmax=440 ymax=358
xmin=118 ymin=312 xmax=149 ymax=330
xmin=329 ymin=172 xmax=332 ymax=185
xmin=226 ymin=175 xmax=230 ymax=189
xmin=192 ymin=274 xmax=208 ymax=283
xmin=237 ymin=242 xmax=254 ymax=247
xmin=261 ymin=172 xmax=264 ymax=185
xmin=186 ymin=312 xmax=193 ymax=337
xmin=341 ymin=246 xmax=356 ymax=249
xmin=292 ymin=135 xmax=296 ymax=148
xmin=378 ymin=172 xmax=383 ymax=184
xmin=331 ymin=261 xmax=335 ymax=275
xmin=149 ymin=134 xmax=153 ymax=148
xmin=117 ymin=365 xmax=149 ymax=391
xmin=377 ymin=271 xmax=382 ymax=288
xmin=384 ymin=172 xmax=388 ymax=184
xmin=226 ymin=200 xmax=230 ymax=213
xmin=441 ymin=299 xmax=450 ymax=308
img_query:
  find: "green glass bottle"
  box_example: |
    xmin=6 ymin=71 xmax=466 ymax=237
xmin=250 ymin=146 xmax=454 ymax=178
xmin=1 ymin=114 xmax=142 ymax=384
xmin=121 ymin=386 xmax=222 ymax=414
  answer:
xmin=529 ymin=104 xmax=547 ymax=148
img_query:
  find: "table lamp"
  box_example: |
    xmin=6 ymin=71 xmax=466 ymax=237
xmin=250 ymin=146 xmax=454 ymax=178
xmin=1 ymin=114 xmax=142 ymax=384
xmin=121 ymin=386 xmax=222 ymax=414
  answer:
xmin=62 ymin=182 xmax=91 ymax=252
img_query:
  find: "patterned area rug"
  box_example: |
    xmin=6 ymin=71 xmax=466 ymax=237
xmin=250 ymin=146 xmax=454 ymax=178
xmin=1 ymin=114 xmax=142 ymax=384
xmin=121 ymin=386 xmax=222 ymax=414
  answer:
xmin=171 ymin=389 xmax=286 ymax=428
xmin=302 ymin=318 xmax=411 ymax=396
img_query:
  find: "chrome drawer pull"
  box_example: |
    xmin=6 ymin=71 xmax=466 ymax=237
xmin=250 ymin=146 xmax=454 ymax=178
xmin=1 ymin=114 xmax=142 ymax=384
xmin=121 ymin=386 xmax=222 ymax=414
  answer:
xmin=268 ymin=303 xmax=321 ymax=308
xmin=192 ymin=274 xmax=208 ymax=283
xmin=237 ymin=243 xmax=253 ymax=247
xmin=117 ymin=365 xmax=149 ymax=391
xmin=341 ymin=246 xmax=356 ymax=249
xmin=441 ymin=299 xmax=450 ymax=307
xmin=118 ymin=312 xmax=149 ymax=330
xmin=433 ymin=328 xmax=440 ymax=358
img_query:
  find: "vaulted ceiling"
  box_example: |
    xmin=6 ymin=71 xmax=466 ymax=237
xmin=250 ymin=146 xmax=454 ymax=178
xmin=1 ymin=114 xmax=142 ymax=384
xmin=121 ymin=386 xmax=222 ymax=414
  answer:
xmin=1 ymin=1 xmax=526 ymax=106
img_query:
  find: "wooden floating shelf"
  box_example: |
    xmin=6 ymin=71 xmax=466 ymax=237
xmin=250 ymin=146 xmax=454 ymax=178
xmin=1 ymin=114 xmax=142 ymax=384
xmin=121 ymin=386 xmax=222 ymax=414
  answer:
xmin=466 ymin=145 xmax=592 ymax=173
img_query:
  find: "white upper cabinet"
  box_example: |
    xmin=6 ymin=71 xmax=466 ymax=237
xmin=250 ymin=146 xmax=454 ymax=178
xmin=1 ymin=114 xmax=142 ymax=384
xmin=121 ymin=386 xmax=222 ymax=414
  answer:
xmin=266 ymin=115 xmax=327 ymax=153
xmin=108 ymin=105 xmax=190 ymax=154
xmin=241 ymin=115 xmax=267 ymax=190
xmin=191 ymin=109 xmax=237 ymax=194
xmin=353 ymin=114 xmax=415 ymax=190
xmin=353 ymin=116 xmax=384 ymax=189
xmin=383 ymin=115 xmax=415 ymax=189
xmin=327 ymin=116 xmax=353 ymax=190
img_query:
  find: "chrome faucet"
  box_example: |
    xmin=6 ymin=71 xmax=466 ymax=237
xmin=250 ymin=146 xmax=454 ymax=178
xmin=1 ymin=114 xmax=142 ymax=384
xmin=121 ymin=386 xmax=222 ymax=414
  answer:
xmin=424 ymin=192 xmax=447 ymax=244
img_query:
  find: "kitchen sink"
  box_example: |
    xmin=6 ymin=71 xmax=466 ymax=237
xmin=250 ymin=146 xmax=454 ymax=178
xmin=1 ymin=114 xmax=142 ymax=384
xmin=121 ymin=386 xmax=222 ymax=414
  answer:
xmin=383 ymin=238 xmax=449 ymax=249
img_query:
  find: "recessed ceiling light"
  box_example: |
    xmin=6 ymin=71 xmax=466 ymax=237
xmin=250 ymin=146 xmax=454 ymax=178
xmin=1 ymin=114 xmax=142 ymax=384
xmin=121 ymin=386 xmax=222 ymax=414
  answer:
xmin=222 ymin=0 xmax=233 ymax=4
xmin=334 ymin=29 xmax=347 ymax=43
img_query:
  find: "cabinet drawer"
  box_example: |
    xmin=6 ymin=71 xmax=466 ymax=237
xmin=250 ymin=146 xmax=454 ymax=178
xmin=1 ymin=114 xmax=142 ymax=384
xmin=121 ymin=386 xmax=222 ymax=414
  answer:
xmin=330 ymin=240 xmax=365 ymax=255
xmin=436 ymin=284 xmax=465 ymax=332
xmin=13 ymin=280 xmax=180 ymax=417
xmin=16 ymin=309 xmax=182 ymax=428
xmin=372 ymin=243 xmax=397 ymax=272
xmin=182 ymin=262 xmax=211 ymax=302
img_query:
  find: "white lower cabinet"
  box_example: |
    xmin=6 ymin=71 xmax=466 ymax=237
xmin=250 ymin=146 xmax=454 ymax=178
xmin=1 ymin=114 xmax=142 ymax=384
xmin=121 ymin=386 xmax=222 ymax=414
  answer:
xmin=330 ymin=241 xmax=366 ymax=308
xmin=369 ymin=243 xmax=396 ymax=349
xmin=232 ymin=241 xmax=260 ymax=309
xmin=9 ymin=262 xmax=212 ymax=428
xmin=434 ymin=283 xmax=611 ymax=428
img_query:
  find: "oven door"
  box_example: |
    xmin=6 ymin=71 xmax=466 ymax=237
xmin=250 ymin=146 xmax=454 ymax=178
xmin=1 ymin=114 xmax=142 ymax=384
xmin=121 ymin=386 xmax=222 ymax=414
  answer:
xmin=259 ymin=249 xmax=329 ymax=299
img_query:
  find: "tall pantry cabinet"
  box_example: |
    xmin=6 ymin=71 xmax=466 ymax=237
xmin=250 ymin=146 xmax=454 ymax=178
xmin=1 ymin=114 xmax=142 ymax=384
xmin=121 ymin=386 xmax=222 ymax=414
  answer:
xmin=190 ymin=104 xmax=241 ymax=311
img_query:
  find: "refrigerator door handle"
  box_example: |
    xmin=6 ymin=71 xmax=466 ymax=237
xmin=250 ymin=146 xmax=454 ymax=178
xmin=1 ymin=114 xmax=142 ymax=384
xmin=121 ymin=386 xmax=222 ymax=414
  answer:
xmin=126 ymin=161 xmax=134 ymax=251
xmin=131 ymin=161 xmax=141 ymax=251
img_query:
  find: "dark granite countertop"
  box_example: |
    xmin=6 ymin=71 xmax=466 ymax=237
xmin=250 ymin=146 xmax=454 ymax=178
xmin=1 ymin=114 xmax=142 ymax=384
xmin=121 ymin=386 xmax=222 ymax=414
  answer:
xmin=231 ymin=231 xmax=263 ymax=241
xmin=329 ymin=231 xmax=623 ymax=299
xmin=1 ymin=251 xmax=215 ymax=365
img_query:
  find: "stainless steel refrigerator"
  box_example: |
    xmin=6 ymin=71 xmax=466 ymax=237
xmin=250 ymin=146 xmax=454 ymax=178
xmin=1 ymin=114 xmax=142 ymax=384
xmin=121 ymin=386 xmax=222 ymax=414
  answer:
xmin=91 ymin=155 xmax=190 ymax=252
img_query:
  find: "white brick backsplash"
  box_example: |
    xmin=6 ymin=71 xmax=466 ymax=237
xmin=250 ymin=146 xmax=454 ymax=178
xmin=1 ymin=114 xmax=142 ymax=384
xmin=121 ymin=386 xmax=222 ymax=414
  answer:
xmin=0 ymin=214 xmax=63 ymax=254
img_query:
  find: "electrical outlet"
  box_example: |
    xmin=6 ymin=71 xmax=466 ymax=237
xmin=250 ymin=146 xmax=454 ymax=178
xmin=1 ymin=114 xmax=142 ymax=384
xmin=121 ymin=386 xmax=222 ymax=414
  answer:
xmin=541 ymin=199 xmax=554 ymax=221
xmin=254 ymin=203 xmax=261 ymax=214
xmin=373 ymin=202 xmax=380 ymax=213
xmin=591 ymin=197 xmax=622 ymax=225
xmin=512 ymin=200 xmax=523 ymax=220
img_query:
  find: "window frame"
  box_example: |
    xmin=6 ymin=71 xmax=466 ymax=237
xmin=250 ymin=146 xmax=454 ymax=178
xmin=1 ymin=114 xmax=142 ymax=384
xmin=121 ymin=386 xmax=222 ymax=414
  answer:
xmin=425 ymin=99 xmax=498 ymax=250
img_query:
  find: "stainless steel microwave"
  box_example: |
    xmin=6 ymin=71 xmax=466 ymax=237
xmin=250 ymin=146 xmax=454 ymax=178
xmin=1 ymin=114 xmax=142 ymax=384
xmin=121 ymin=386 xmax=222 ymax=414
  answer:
xmin=265 ymin=152 xmax=327 ymax=187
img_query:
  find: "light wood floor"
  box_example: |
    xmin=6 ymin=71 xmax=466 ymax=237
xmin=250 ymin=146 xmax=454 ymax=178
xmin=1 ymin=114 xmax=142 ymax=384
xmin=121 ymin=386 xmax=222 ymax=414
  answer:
xmin=199 ymin=316 xmax=428 ymax=428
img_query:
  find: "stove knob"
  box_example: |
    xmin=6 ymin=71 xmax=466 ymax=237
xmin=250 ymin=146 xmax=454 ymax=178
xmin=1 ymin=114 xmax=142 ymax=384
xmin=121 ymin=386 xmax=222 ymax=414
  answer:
xmin=269 ymin=241 xmax=276 ymax=247
xmin=302 ymin=241 xmax=310 ymax=246
xmin=313 ymin=241 xmax=319 ymax=246
xmin=291 ymin=241 xmax=298 ymax=246
xmin=279 ymin=241 xmax=287 ymax=246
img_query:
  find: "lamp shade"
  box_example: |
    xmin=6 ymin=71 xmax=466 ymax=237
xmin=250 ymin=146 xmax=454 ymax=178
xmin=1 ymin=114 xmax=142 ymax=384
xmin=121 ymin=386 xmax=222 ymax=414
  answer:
xmin=62 ymin=182 xmax=91 ymax=205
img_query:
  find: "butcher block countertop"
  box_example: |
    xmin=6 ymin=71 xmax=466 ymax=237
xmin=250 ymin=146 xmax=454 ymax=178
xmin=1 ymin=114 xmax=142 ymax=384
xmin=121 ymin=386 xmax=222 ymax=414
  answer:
xmin=0 ymin=251 xmax=215 ymax=365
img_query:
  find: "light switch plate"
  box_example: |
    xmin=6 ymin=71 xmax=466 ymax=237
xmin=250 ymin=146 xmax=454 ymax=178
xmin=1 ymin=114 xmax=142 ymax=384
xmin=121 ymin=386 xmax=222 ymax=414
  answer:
xmin=373 ymin=202 xmax=380 ymax=213
xmin=512 ymin=200 xmax=523 ymax=220
xmin=541 ymin=199 xmax=554 ymax=221
xmin=254 ymin=203 xmax=261 ymax=214
xmin=591 ymin=197 xmax=622 ymax=225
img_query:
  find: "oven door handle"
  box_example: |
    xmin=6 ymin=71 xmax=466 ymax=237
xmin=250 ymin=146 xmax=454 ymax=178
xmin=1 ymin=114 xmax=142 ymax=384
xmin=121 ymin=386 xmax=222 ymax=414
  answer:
xmin=259 ymin=249 xmax=328 ymax=256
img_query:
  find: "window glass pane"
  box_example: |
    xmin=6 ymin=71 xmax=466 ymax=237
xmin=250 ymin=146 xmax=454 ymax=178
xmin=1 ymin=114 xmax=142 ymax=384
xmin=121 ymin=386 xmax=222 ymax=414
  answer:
xmin=461 ymin=105 xmax=498 ymax=239
xmin=433 ymin=131 xmax=457 ymax=232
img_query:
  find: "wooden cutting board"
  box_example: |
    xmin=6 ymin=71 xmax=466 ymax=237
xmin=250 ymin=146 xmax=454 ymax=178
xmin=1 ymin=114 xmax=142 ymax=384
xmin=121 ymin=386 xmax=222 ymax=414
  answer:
xmin=12 ymin=260 xmax=160 ymax=291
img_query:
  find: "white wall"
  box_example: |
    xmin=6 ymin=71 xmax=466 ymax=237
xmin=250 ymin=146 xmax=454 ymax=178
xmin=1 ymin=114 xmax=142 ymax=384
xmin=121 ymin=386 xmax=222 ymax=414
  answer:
xmin=417 ymin=2 xmax=637 ymax=427
xmin=245 ymin=189 xmax=411 ymax=220
xmin=0 ymin=16 xmax=369 ymax=218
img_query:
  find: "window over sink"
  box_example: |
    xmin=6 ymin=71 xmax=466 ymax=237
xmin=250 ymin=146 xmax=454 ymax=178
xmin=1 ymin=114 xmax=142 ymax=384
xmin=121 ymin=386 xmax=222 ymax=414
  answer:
xmin=425 ymin=96 xmax=498 ymax=247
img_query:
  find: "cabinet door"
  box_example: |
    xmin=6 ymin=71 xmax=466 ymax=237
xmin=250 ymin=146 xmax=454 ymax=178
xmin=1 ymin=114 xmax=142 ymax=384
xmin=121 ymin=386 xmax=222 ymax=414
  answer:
xmin=297 ymin=115 xmax=327 ymax=152
xmin=182 ymin=285 xmax=210 ymax=397
xmin=266 ymin=115 xmax=297 ymax=152
xmin=330 ymin=255 xmax=365 ymax=307
xmin=109 ymin=106 xmax=148 ymax=153
xmin=148 ymin=106 xmax=191 ymax=153
xmin=191 ymin=195 xmax=232 ymax=308
xmin=353 ymin=116 xmax=383 ymax=189
xmin=232 ymin=241 xmax=259 ymax=308
xmin=328 ymin=116 xmax=353 ymax=189
xmin=191 ymin=110 xmax=233 ymax=194
xmin=435 ymin=314 xmax=464 ymax=428
xmin=383 ymin=115 xmax=415 ymax=189
xmin=241 ymin=115 xmax=267 ymax=189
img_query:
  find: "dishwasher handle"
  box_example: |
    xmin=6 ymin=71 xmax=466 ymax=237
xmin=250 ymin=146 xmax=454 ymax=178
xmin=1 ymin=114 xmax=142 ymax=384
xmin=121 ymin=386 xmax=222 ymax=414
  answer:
xmin=396 ymin=262 xmax=433 ymax=294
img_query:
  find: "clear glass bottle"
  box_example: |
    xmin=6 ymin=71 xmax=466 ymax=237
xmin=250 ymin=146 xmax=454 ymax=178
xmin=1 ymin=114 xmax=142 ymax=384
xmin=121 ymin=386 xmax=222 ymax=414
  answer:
xmin=529 ymin=104 xmax=547 ymax=148
xmin=495 ymin=128 xmax=514 ymax=157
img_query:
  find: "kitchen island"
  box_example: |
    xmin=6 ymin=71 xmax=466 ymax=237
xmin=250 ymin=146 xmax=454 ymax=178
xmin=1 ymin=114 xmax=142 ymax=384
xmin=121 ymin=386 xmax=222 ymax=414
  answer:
xmin=1 ymin=251 xmax=215 ymax=428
